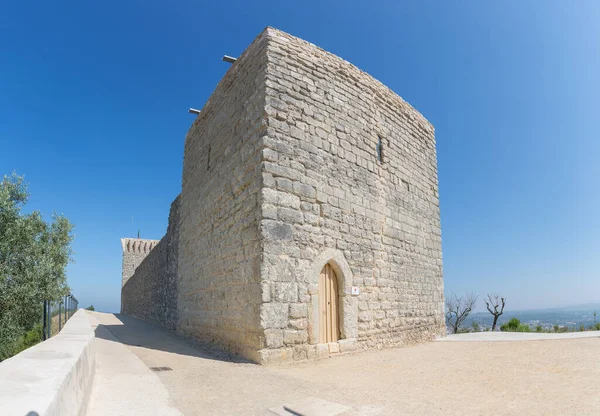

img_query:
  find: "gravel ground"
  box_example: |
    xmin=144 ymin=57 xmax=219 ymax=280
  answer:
xmin=88 ymin=312 xmax=600 ymax=416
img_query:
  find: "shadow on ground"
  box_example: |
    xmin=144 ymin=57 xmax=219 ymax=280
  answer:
xmin=94 ymin=313 xmax=253 ymax=364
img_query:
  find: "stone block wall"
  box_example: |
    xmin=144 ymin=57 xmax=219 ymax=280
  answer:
xmin=121 ymin=196 xmax=180 ymax=329
xmin=120 ymin=238 xmax=160 ymax=306
xmin=257 ymin=28 xmax=445 ymax=363
xmin=176 ymin=30 xmax=269 ymax=362
xmin=120 ymin=27 xmax=444 ymax=364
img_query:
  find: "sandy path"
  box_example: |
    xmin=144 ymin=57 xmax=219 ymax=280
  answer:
xmin=88 ymin=311 xmax=600 ymax=415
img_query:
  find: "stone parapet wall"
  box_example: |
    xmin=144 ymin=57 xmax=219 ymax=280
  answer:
xmin=121 ymin=196 xmax=180 ymax=330
xmin=0 ymin=310 xmax=95 ymax=416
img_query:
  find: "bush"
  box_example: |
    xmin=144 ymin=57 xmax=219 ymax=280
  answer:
xmin=17 ymin=324 xmax=43 ymax=352
xmin=85 ymin=305 xmax=95 ymax=311
xmin=500 ymin=317 xmax=530 ymax=332
xmin=500 ymin=317 xmax=520 ymax=331
xmin=594 ymin=323 xmax=600 ymax=331
xmin=0 ymin=324 xmax=43 ymax=362
xmin=536 ymin=325 xmax=542 ymax=332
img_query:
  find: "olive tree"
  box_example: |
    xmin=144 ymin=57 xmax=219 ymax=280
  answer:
xmin=0 ymin=173 xmax=74 ymax=360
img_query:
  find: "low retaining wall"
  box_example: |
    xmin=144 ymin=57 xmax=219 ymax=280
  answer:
xmin=0 ymin=309 xmax=95 ymax=416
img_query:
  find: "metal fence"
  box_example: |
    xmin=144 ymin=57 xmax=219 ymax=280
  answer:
xmin=42 ymin=294 xmax=78 ymax=341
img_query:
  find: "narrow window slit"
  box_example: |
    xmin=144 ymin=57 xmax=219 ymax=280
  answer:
xmin=207 ymin=145 xmax=211 ymax=171
xmin=401 ymin=179 xmax=410 ymax=192
xmin=376 ymin=136 xmax=384 ymax=163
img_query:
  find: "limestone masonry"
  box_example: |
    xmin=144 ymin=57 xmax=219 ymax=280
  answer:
xmin=121 ymin=27 xmax=444 ymax=364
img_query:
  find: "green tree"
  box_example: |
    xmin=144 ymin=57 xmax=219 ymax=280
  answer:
xmin=0 ymin=173 xmax=74 ymax=360
xmin=500 ymin=317 xmax=521 ymax=331
xmin=500 ymin=317 xmax=530 ymax=332
xmin=85 ymin=305 xmax=95 ymax=311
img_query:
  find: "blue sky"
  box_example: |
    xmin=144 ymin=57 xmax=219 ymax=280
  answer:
xmin=1 ymin=1 xmax=599 ymax=313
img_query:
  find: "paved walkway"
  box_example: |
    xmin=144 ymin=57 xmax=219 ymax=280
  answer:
xmin=86 ymin=313 xmax=181 ymax=416
xmin=86 ymin=311 xmax=600 ymax=416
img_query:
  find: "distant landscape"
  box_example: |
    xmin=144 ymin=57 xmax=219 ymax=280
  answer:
xmin=462 ymin=303 xmax=600 ymax=331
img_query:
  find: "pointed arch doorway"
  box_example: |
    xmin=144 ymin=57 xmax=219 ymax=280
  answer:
xmin=319 ymin=264 xmax=340 ymax=343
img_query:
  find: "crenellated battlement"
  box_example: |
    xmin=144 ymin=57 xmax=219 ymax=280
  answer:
xmin=120 ymin=238 xmax=160 ymax=255
xmin=120 ymin=238 xmax=161 ymax=305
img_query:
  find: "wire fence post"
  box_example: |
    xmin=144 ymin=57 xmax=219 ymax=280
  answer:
xmin=42 ymin=300 xmax=48 ymax=341
xmin=40 ymin=294 xmax=77 ymax=341
xmin=48 ymin=301 xmax=52 ymax=339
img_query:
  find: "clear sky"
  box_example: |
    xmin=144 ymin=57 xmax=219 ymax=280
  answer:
xmin=2 ymin=1 xmax=599 ymax=313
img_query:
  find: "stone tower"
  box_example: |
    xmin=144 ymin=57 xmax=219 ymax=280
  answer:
xmin=120 ymin=239 xmax=159 ymax=293
xmin=121 ymin=27 xmax=444 ymax=364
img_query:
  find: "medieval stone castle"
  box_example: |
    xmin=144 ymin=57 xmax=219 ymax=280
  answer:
xmin=121 ymin=27 xmax=444 ymax=364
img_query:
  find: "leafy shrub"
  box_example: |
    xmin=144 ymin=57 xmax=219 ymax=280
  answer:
xmin=536 ymin=325 xmax=542 ymax=332
xmin=0 ymin=324 xmax=42 ymax=362
xmin=17 ymin=324 xmax=43 ymax=352
xmin=500 ymin=318 xmax=530 ymax=332
xmin=500 ymin=317 xmax=520 ymax=331
xmin=85 ymin=305 xmax=95 ymax=311
xmin=555 ymin=326 xmax=570 ymax=333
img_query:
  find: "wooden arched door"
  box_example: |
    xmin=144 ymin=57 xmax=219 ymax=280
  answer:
xmin=319 ymin=264 xmax=340 ymax=343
